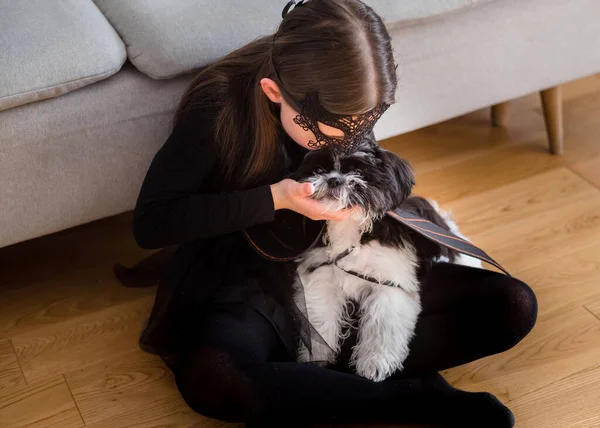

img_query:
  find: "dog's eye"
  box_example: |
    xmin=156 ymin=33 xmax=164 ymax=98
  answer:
xmin=341 ymin=163 xmax=356 ymax=173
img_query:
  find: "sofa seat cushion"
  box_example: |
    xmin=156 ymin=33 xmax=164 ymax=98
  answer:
xmin=0 ymin=0 xmax=126 ymax=112
xmin=0 ymin=63 xmax=193 ymax=248
xmin=93 ymin=0 xmax=494 ymax=80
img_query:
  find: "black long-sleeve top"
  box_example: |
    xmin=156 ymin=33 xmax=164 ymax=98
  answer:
xmin=133 ymin=105 xmax=277 ymax=250
xmin=132 ymin=94 xmax=309 ymax=355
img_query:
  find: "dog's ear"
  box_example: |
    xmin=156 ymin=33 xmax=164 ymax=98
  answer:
xmin=286 ymin=149 xmax=327 ymax=181
xmin=381 ymin=150 xmax=416 ymax=206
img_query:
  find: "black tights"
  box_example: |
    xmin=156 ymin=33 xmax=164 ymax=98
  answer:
xmin=171 ymin=263 xmax=537 ymax=427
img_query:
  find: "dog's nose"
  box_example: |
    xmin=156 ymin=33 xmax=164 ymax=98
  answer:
xmin=327 ymin=176 xmax=344 ymax=187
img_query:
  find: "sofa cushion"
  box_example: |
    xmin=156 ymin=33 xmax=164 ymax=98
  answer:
xmin=0 ymin=0 xmax=126 ymax=112
xmin=93 ymin=0 xmax=494 ymax=80
xmin=0 ymin=62 xmax=193 ymax=248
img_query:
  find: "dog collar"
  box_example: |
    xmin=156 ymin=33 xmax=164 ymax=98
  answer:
xmin=308 ymin=247 xmax=411 ymax=290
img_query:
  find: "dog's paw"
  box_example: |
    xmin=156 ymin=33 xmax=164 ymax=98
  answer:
xmin=353 ymin=354 xmax=399 ymax=382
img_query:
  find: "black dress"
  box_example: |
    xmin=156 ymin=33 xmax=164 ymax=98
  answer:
xmin=133 ymin=100 xmax=311 ymax=359
xmin=130 ymin=96 xmax=538 ymax=427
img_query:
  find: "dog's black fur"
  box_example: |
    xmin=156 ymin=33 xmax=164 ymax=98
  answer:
xmin=288 ymin=138 xmax=459 ymax=281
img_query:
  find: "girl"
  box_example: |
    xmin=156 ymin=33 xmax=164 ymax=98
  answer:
xmin=131 ymin=1 xmax=537 ymax=426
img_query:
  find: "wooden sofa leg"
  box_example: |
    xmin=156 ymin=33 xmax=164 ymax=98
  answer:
xmin=491 ymin=101 xmax=510 ymax=127
xmin=540 ymin=86 xmax=564 ymax=155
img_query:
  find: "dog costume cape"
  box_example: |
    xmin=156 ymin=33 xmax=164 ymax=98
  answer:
xmin=242 ymin=208 xmax=511 ymax=277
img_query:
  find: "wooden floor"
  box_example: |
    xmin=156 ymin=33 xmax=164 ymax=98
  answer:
xmin=2 ymin=74 xmax=600 ymax=428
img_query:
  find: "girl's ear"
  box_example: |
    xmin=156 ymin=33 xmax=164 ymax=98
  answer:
xmin=260 ymin=78 xmax=283 ymax=103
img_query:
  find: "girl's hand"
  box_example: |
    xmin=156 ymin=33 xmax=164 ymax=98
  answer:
xmin=270 ymin=178 xmax=356 ymax=221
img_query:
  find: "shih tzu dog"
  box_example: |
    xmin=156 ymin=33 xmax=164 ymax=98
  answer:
xmin=287 ymin=139 xmax=481 ymax=382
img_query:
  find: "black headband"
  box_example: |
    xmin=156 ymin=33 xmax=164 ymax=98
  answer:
xmin=282 ymin=0 xmax=306 ymax=18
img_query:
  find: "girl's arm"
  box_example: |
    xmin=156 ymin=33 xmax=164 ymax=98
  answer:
xmin=132 ymin=108 xmax=275 ymax=250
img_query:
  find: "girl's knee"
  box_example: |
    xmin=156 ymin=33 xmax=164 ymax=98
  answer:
xmin=509 ymin=279 xmax=538 ymax=343
xmin=492 ymin=277 xmax=538 ymax=352
xmin=174 ymin=346 xmax=259 ymax=422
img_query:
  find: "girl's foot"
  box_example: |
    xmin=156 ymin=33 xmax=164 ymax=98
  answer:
xmin=422 ymin=372 xmax=515 ymax=428
xmin=459 ymin=391 xmax=515 ymax=428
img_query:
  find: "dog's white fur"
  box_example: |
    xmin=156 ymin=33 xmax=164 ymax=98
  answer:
xmin=293 ymin=202 xmax=481 ymax=382
xmin=428 ymin=199 xmax=483 ymax=269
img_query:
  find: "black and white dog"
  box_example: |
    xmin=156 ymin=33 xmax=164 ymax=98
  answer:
xmin=288 ymin=139 xmax=481 ymax=382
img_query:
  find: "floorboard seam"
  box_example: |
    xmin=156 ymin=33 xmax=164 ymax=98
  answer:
xmin=583 ymin=305 xmax=600 ymax=323
xmin=9 ymin=339 xmax=27 ymax=386
xmin=63 ymin=374 xmax=86 ymax=426
xmin=567 ymin=166 xmax=600 ymax=193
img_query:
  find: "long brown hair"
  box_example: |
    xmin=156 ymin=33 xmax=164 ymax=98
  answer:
xmin=176 ymin=0 xmax=398 ymax=189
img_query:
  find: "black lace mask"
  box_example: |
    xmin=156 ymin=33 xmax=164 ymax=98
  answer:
xmin=270 ymin=24 xmax=389 ymax=153
xmin=291 ymin=92 xmax=389 ymax=153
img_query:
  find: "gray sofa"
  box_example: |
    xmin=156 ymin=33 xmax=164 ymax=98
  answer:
xmin=2 ymin=0 xmax=600 ymax=249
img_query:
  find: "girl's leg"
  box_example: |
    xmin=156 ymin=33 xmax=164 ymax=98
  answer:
xmin=172 ymin=309 xmax=514 ymax=427
xmin=401 ymin=262 xmax=538 ymax=376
